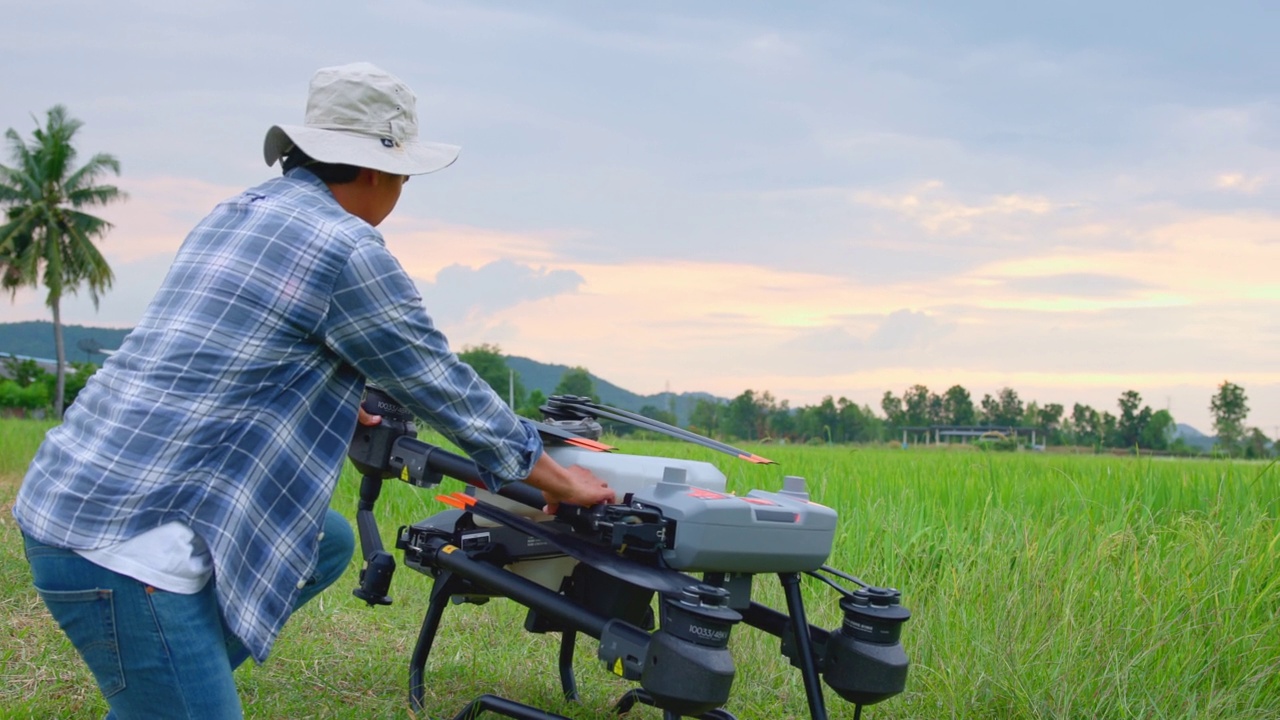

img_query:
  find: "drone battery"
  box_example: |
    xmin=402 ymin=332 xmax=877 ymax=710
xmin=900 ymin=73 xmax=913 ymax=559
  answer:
xmin=469 ymin=447 xmax=729 ymax=590
xmin=632 ymin=472 xmax=837 ymax=573
xmin=545 ymin=445 xmax=730 ymax=497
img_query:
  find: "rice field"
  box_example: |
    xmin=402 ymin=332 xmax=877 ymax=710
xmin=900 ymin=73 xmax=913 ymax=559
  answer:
xmin=2 ymin=419 xmax=1277 ymax=719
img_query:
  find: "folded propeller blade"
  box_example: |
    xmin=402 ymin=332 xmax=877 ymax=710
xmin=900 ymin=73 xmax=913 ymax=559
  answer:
xmin=542 ymin=395 xmax=776 ymax=465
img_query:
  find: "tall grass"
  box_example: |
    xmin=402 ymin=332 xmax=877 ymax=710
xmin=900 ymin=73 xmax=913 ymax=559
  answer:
xmin=2 ymin=421 xmax=1278 ymax=719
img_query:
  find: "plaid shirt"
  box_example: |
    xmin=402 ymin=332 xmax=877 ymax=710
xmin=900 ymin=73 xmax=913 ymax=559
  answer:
xmin=14 ymin=168 xmax=541 ymax=662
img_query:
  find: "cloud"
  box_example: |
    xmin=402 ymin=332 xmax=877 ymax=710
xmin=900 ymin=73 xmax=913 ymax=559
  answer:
xmin=853 ymin=181 xmax=1057 ymax=237
xmin=416 ymin=259 xmax=584 ymax=325
xmin=997 ymin=273 xmax=1151 ymax=299
xmin=5 ymin=1 xmax=1279 ymax=433
xmin=1215 ymin=173 xmax=1266 ymax=194
xmin=864 ymin=309 xmax=947 ymax=350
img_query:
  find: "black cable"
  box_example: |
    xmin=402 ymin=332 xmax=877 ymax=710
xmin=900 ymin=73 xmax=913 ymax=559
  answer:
xmin=818 ymin=564 xmax=868 ymax=588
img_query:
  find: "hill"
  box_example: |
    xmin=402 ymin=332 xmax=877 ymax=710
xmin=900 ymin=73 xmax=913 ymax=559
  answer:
xmin=506 ymin=355 xmax=723 ymax=424
xmin=1171 ymin=423 xmax=1217 ymax=453
xmin=0 ymin=322 xmax=721 ymax=422
xmin=0 ymin=321 xmax=131 ymax=364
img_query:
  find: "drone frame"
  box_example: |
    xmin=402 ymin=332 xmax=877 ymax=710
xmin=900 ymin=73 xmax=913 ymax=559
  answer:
xmin=346 ymin=390 xmax=910 ymax=720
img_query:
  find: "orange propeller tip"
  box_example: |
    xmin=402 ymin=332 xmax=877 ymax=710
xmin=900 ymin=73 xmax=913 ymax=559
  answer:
xmin=567 ymin=437 xmax=616 ymax=452
xmin=436 ymin=494 xmax=466 ymax=509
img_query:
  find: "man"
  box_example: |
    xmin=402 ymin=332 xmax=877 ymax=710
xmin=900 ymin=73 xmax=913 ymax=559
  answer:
xmin=14 ymin=62 xmax=615 ymax=719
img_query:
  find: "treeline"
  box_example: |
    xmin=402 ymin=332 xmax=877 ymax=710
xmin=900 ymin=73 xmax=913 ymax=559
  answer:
xmin=459 ymin=346 xmax=1272 ymax=458
xmin=4 ymin=343 xmax=1272 ymax=459
xmin=681 ymin=381 xmax=1271 ymax=458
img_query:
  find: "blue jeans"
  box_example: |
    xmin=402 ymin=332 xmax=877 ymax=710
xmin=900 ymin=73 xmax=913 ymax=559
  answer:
xmin=22 ymin=509 xmax=355 ymax=720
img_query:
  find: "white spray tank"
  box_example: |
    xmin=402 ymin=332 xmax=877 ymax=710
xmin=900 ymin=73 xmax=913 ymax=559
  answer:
xmin=469 ymin=444 xmax=728 ymax=590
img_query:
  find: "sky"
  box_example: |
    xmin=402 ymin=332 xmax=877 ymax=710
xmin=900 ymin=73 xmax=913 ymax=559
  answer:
xmin=3 ymin=0 xmax=1278 ymax=434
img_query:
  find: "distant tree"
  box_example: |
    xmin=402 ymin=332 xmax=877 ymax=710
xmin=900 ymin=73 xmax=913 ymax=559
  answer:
xmin=996 ymin=388 xmax=1024 ymax=426
xmin=553 ymin=366 xmax=598 ymax=402
xmin=1115 ymin=390 xmax=1153 ymax=449
xmin=1 ymin=105 xmax=126 ymax=417
xmin=0 ymin=378 xmax=49 ymax=413
xmin=1037 ymin=403 xmax=1066 ymax=444
xmin=457 ymin=343 xmax=523 ymax=407
xmin=980 ymin=387 xmax=1023 ymax=426
xmin=688 ymin=398 xmax=723 ymax=436
xmin=1243 ymin=428 xmax=1273 ymax=459
xmin=723 ymin=389 xmax=763 ymax=440
xmin=902 ymin=384 xmax=931 ymax=426
xmin=926 ymin=391 xmax=945 ymax=425
xmin=1071 ymin=403 xmax=1102 ymax=448
xmin=0 ymin=354 xmax=54 ymax=414
xmin=837 ymin=397 xmax=877 ymax=443
xmin=942 ymin=385 xmax=976 ymax=425
xmin=516 ymin=389 xmax=547 ymax=420
xmin=795 ymin=396 xmax=837 ymax=443
xmin=854 ymin=404 xmax=885 ymax=443
xmin=1210 ymin=381 xmax=1249 ymax=454
xmin=764 ymin=397 xmax=795 ymax=440
xmin=880 ymin=391 xmax=904 ymax=428
xmin=1 ymin=354 xmax=43 ymax=386
xmin=1022 ymin=400 xmax=1040 ymax=430
xmin=1140 ymin=409 xmax=1175 ymax=451
xmin=1100 ymin=411 xmax=1119 ymax=448
xmin=638 ymin=404 xmax=678 ymax=428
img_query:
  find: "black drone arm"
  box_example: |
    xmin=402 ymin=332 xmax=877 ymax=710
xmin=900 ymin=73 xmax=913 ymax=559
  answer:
xmin=346 ymin=386 xmax=549 ymax=606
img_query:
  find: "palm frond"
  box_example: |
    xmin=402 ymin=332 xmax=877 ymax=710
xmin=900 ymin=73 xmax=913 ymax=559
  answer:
xmin=66 ymin=182 xmax=126 ymax=209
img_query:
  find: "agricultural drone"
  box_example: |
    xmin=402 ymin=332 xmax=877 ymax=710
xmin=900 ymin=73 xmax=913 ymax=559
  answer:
xmin=347 ymin=387 xmax=910 ymax=720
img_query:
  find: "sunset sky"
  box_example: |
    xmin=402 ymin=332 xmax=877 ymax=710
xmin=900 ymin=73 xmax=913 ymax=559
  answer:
xmin=4 ymin=1 xmax=1277 ymax=434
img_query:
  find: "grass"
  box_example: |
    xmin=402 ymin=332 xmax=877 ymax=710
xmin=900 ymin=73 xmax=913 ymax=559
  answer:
xmin=2 ymin=420 xmax=1278 ymax=719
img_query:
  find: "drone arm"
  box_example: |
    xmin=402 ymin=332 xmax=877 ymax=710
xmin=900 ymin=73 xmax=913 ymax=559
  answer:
xmin=388 ymin=434 xmax=548 ymax=509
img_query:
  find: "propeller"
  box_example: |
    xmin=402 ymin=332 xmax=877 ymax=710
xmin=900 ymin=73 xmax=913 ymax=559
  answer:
xmin=541 ymin=395 xmax=775 ymax=465
xmin=529 ymin=418 xmax=615 ymax=452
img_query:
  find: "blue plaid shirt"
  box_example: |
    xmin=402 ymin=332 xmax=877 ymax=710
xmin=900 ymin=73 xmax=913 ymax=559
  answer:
xmin=14 ymin=168 xmax=541 ymax=662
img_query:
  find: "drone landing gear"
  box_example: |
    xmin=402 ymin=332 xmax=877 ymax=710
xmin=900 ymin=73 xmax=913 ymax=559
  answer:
xmin=614 ymin=689 xmax=737 ymax=719
xmin=558 ymin=630 xmax=578 ymax=701
xmin=446 ymin=695 xmax=571 ymax=720
xmin=407 ymin=568 xmax=571 ymax=719
xmin=555 ymin=622 xmax=736 ymax=719
xmin=405 ymin=532 xmax=739 ymax=720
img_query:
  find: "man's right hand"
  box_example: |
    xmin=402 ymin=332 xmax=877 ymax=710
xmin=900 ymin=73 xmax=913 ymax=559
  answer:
xmin=357 ymin=405 xmax=382 ymax=427
xmin=523 ymin=452 xmax=616 ymax=514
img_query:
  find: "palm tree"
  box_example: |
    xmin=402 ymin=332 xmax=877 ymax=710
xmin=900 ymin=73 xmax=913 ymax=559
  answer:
xmin=0 ymin=105 xmax=125 ymax=417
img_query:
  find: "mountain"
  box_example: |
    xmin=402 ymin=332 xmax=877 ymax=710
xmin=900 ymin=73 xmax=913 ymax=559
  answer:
xmin=0 ymin=321 xmax=131 ymax=364
xmin=0 ymin=322 xmax=722 ymax=423
xmin=1171 ymin=423 xmax=1216 ymax=452
xmin=506 ymin=355 xmax=724 ymax=424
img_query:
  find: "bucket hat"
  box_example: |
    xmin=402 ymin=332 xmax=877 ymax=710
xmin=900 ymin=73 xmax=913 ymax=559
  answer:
xmin=263 ymin=62 xmax=459 ymax=176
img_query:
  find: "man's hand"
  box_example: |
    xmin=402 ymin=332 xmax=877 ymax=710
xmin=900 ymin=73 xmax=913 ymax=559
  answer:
xmin=523 ymin=452 xmax=616 ymax=514
xmin=357 ymin=405 xmax=382 ymax=426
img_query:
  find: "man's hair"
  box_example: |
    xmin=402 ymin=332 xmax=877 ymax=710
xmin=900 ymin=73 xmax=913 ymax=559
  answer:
xmin=281 ymin=148 xmax=361 ymax=184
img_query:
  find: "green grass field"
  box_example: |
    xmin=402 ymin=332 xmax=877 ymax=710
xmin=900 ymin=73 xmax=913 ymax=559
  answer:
xmin=2 ymin=419 xmax=1277 ymax=719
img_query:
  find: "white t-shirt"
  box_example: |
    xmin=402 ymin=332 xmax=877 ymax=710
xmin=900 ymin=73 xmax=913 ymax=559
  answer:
xmin=76 ymin=521 xmax=213 ymax=594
